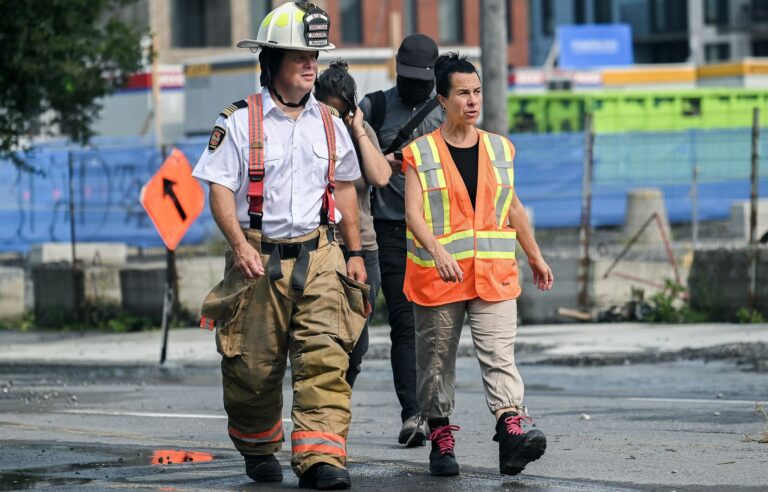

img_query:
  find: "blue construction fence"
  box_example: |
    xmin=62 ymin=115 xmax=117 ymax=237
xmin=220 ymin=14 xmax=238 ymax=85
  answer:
xmin=1 ymin=129 xmax=766 ymax=253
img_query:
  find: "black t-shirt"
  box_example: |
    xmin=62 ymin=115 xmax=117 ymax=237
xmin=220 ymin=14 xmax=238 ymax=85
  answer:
xmin=445 ymin=141 xmax=479 ymax=209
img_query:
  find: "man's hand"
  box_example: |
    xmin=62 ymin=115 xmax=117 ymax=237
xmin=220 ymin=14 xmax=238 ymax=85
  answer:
xmin=384 ymin=152 xmax=403 ymax=175
xmin=234 ymin=242 xmax=265 ymax=279
xmin=528 ymin=256 xmax=553 ymax=291
xmin=346 ymin=256 xmax=367 ymax=283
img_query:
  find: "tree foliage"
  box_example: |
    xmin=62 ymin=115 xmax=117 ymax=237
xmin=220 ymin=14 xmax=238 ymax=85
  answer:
xmin=0 ymin=0 xmax=144 ymax=168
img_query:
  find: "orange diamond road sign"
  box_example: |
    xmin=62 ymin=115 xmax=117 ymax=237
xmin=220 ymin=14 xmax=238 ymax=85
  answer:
xmin=140 ymin=148 xmax=205 ymax=251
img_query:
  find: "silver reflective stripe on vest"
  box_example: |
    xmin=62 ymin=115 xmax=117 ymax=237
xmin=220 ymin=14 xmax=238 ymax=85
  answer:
xmin=412 ymin=136 xmax=451 ymax=236
xmin=406 ymin=229 xmax=475 ymax=267
xmin=475 ymin=230 xmax=517 ymax=259
xmin=482 ymin=133 xmax=516 ymax=228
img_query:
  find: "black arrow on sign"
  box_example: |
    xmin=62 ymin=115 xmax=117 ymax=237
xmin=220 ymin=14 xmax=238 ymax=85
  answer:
xmin=163 ymin=178 xmax=187 ymax=221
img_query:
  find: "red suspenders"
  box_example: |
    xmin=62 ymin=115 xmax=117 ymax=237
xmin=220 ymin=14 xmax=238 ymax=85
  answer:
xmin=245 ymin=93 xmax=337 ymax=229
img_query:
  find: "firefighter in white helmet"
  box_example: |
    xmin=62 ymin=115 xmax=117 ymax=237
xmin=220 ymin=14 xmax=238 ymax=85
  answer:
xmin=193 ymin=3 xmax=368 ymax=489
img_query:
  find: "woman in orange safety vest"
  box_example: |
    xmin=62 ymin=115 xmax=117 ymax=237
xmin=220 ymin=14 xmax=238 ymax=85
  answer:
xmin=402 ymin=52 xmax=554 ymax=478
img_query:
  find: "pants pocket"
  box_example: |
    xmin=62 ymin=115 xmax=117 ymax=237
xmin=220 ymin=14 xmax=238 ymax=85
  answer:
xmin=200 ymin=281 xmax=251 ymax=357
xmin=336 ymin=272 xmax=370 ymax=352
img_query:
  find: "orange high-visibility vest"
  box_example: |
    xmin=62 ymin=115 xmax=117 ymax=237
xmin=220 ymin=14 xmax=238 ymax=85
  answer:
xmin=403 ymin=128 xmax=520 ymax=306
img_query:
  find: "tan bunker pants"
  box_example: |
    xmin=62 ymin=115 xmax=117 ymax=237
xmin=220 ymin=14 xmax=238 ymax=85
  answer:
xmin=200 ymin=227 xmax=369 ymax=476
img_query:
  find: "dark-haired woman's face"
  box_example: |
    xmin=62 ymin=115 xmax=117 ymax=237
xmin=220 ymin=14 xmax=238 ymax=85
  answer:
xmin=324 ymin=95 xmax=352 ymax=118
xmin=440 ymin=72 xmax=482 ymax=126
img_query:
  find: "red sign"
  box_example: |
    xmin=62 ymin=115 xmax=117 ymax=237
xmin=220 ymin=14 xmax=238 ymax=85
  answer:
xmin=140 ymin=148 xmax=205 ymax=251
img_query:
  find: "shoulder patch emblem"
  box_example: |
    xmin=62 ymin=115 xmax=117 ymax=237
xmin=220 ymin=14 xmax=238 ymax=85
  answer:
xmin=219 ymin=99 xmax=248 ymax=119
xmin=208 ymin=125 xmax=226 ymax=152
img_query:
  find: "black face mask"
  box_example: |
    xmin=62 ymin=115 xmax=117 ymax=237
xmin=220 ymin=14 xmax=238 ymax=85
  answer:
xmin=397 ymin=76 xmax=434 ymax=106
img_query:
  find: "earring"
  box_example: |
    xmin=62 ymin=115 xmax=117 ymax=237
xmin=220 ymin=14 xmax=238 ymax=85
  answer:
xmin=442 ymin=106 xmax=446 ymax=111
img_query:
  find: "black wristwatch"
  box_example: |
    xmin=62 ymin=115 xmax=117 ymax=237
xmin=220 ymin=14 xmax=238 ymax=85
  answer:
xmin=347 ymin=250 xmax=365 ymax=258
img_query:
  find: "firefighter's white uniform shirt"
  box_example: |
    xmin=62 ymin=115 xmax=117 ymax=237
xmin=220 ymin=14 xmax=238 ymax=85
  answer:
xmin=192 ymin=87 xmax=360 ymax=239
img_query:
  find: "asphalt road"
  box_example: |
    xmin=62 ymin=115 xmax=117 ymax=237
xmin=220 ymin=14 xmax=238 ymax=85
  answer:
xmin=1 ymin=356 xmax=767 ymax=491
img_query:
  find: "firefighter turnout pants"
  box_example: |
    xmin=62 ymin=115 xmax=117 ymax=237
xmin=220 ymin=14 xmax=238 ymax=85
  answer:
xmin=199 ymin=226 xmax=369 ymax=476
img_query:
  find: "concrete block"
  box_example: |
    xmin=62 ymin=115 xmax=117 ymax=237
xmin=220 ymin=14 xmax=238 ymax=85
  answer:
xmin=120 ymin=264 xmax=166 ymax=321
xmin=29 ymin=242 xmax=128 ymax=265
xmin=593 ymin=258 xmax=690 ymax=308
xmin=176 ymin=256 xmax=225 ymax=317
xmin=0 ymin=267 xmax=25 ymax=320
xmin=688 ymin=246 xmax=768 ymax=320
xmin=623 ymin=188 xmax=672 ymax=246
xmin=518 ymin=254 xmax=579 ymax=324
xmin=728 ymin=199 xmax=768 ymax=243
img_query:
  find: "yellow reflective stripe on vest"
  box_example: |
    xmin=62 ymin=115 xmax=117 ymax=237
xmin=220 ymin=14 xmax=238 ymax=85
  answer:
xmin=475 ymin=230 xmax=517 ymax=259
xmin=483 ymin=133 xmax=516 ymax=228
xmin=412 ymin=136 xmax=451 ymax=236
xmin=406 ymin=229 xmax=474 ymax=267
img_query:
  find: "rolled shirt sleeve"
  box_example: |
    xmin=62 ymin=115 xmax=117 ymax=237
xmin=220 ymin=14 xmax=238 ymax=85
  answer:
xmin=191 ymin=115 xmax=243 ymax=193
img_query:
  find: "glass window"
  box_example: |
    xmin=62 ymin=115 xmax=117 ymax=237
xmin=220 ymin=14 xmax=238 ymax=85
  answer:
xmin=574 ymin=0 xmax=586 ymax=24
xmin=340 ymin=0 xmax=362 ymax=44
xmin=652 ymin=0 xmax=687 ymax=33
xmin=595 ymin=0 xmax=613 ymax=23
xmin=704 ymin=0 xmax=729 ymax=25
xmin=507 ymin=0 xmax=514 ymax=42
xmin=542 ymin=0 xmax=554 ymax=36
xmin=404 ymin=0 xmax=418 ymax=35
xmin=171 ymin=0 xmax=231 ymax=48
xmin=250 ymin=0 xmax=272 ymax=37
xmin=704 ymin=42 xmax=731 ymax=61
xmin=753 ymin=40 xmax=768 ymax=56
xmin=439 ymin=0 xmax=463 ymax=44
xmin=753 ymin=0 xmax=768 ymax=21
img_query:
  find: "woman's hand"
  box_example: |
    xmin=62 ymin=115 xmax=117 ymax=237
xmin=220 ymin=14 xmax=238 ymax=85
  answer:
xmin=430 ymin=243 xmax=464 ymax=283
xmin=528 ymin=256 xmax=553 ymax=291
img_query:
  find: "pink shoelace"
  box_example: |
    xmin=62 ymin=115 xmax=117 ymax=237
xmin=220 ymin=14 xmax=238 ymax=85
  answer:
xmin=504 ymin=414 xmax=534 ymax=435
xmin=428 ymin=425 xmax=461 ymax=454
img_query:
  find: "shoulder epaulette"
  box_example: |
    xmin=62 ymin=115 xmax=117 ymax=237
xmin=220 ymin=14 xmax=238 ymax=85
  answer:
xmin=219 ymin=99 xmax=248 ymax=119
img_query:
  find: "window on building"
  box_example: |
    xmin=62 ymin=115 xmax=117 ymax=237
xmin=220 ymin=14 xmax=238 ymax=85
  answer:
xmin=507 ymin=0 xmax=514 ymax=42
xmin=595 ymin=0 xmax=613 ymax=23
xmin=339 ymin=0 xmax=363 ymax=44
xmin=753 ymin=0 xmax=768 ymax=20
xmin=704 ymin=0 xmax=729 ymax=25
xmin=705 ymin=42 xmax=731 ymax=61
xmin=652 ymin=0 xmax=687 ymax=33
xmin=404 ymin=0 xmax=418 ymax=35
xmin=542 ymin=0 xmax=554 ymax=36
xmin=754 ymin=40 xmax=768 ymax=56
xmin=439 ymin=0 xmax=463 ymax=44
xmin=574 ymin=0 xmax=586 ymax=24
xmin=250 ymin=0 xmax=272 ymax=37
xmin=171 ymin=0 xmax=231 ymax=48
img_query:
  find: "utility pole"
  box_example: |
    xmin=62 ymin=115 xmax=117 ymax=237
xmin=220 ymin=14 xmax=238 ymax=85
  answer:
xmin=480 ymin=0 xmax=508 ymax=135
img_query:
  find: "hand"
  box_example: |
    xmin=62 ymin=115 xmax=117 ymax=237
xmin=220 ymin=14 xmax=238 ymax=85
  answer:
xmin=346 ymin=256 xmax=367 ymax=283
xmin=384 ymin=152 xmax=403 ymax=175
xmin=528 ymin=256 xmax=553 ymax=291
xmin=350 ymin=106 xmax=365 ymax=134
xmin=233 ymin=242 xmax=265 ymax=279
xmin=431 ymin=243 xmax=464 ymax=283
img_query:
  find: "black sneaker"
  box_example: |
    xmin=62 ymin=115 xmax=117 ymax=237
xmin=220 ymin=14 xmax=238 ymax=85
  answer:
xmin=298 ymin=463 xmax=351 ymax=490
xmin=427 ymin=423 xmax=461 ymax=476
xmin=244 ymin=454 xmax=283 ymax=482
xmin=494 ymin=411 xmax=547 ymax=476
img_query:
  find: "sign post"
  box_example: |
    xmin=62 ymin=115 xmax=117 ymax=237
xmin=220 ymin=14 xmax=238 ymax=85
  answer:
xmin=140 ymin=148 xmax=205 ymax=364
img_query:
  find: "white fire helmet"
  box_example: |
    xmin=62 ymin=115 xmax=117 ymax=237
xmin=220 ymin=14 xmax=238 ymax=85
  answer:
xmin=237 ymin=2 xmax=335 ymax=52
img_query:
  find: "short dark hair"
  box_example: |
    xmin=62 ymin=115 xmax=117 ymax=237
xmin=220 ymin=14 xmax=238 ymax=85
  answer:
xmin=434 ymin=52 xmax=479 ymax=98
xmin=314 ymin=59 xmax=357 ymax=115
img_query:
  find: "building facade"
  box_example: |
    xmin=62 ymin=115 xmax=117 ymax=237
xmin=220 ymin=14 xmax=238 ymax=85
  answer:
xmin=529 ymin=0 xmax=768 ymax=66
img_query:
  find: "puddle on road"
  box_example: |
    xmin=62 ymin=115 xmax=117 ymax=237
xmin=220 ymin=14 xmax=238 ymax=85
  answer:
xmin=150 ymin=449 xmax=214 ymax=465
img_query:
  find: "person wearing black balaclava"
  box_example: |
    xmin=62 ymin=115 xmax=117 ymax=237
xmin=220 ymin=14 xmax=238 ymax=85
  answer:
xmin=358 ymin=33 xmax=444 ymax=449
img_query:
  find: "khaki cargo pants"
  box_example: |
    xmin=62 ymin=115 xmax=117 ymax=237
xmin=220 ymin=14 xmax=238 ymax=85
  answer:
xmin=200 ymin=226 xmax=369 ymax=476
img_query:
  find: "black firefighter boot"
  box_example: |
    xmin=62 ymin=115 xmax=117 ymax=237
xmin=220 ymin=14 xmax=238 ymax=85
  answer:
xmin=494 ymin=411 xmax=547 ymax=476
xmin=298 ymin=463 xmax=351 ymax=490
xmin=427 ymin=418 xmax=460 ymax=476
xmin=244 ymin=454 xmax=283 ymax=482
